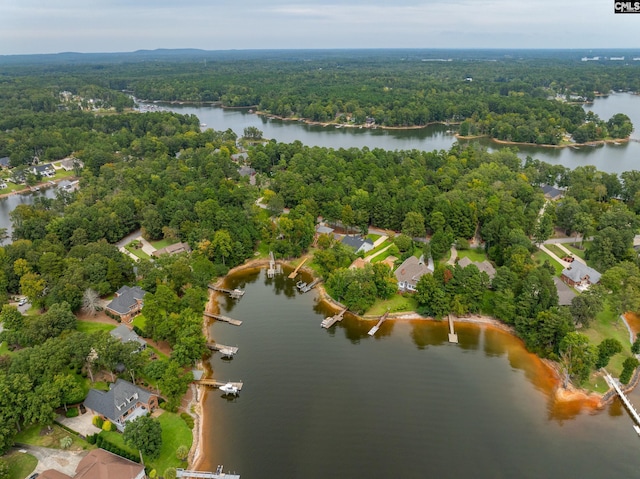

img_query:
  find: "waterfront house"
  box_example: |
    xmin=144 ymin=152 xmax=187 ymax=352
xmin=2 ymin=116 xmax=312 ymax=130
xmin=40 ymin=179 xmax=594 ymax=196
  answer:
xmin=341 ymin=235 xmax=374 ymax=254
xmin=31 ymin=163 xmax=56 ymax=178
xmin=395 ymin=255 xmax=433 ymax=292
xmin=40 ymin=449 xmax=146 ymax=479
xmin=84 ymin=378 xmax=158 ymax=432
xmin=561 ymin=262 xmax=601 ymax=290
xmin=105 ymin=286 xmax=146 ymax=322
xmin=540 ymin=184 xmax=565 ymax=201
xmin=152 ymin=242 xmax=191 ymax=257
xmin=109 ymin=324 xmax=147 ymax=351
xmin=0 ymin=157 xmax=10 ymax=169
xmin=457 ymin=256 xmax=497 ymax=280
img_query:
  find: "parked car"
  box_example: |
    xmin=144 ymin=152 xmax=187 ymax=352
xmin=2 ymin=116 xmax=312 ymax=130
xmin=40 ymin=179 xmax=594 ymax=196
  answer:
xmin=18 ymin=298 xmax=27 ymax=306
xmin=28 ymin=473 xmax=39 ymax=479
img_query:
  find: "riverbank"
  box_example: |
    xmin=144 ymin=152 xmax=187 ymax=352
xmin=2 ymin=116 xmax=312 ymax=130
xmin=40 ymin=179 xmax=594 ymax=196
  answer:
xmin=0 ymin=176 xmax=76 ymax=200
xmin=455 ymin=133 xmax=631 ymax=149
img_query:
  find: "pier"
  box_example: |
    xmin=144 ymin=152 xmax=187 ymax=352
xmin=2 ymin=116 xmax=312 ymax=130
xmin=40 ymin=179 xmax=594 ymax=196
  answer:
xmin=288 ymin=257 xmax=308 ymax=279
xmin=368 ymin=311 xmax=389 ymax=336
xmin=203 ymin=311 xmax=243 ymax=326
xmin=298 ymin=278 xmax=320 ymax=293
xmin=177 ymin=465 xmax=240 ymax=478
xmin=267 ymin=251 xmax=281 ymax=278
xmin=208 ymin=284 xmax=245 ymax=299
xmin=448 ymin=315 xmax=458 ymax=343
xmin=604 ymin=371 xmax=640 ymax=435
xmin=196 ymin=379 xmax=244 ymax=391
xmin=207 ymin=343 xmax=239 ymax=357
xmin=321 ymin=307 xmax=348 ymax=329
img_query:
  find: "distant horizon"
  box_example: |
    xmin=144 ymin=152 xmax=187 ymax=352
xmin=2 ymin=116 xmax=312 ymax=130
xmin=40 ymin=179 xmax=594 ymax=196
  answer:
xmin=2 ymin=0 xmax=638 ymax=56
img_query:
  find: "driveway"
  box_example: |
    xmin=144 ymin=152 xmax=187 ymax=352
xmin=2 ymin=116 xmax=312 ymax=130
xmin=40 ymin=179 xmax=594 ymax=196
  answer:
xmin=16 ymin=445 xmax=89 ymax=476
xmin=56 ymin=411 xmax=101 ymax=438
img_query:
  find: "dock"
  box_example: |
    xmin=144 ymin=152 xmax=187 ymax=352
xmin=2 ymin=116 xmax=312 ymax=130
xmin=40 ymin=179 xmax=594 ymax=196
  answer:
xmin=203 ymin=311 xmax=243 ymax=326
xmin=195 ymin=379 xmax=244 ymax=391
xmin=368 ymin=311 xmax=389 ymax=336
xmin=299 ymin=278 xmax=320 ymax=293
xmin=177 ymin=466 xmax=240 ymax=478
xmin=321 ymin=308 xmax=347 ymax=329
xmin=208 ymin=284 xmax=245 ymax=299
xmin=267 ymin=251 xmax=281 ymax=278
xmin=604 ymin=371 xmax=640 ymax=435
xmin=448 ymin=315 xmax=458 ymax=343
xmin=288 ymin=257 xmax=308 ymax=279
xmin=207 ymin=343 xmax=239 ymax=357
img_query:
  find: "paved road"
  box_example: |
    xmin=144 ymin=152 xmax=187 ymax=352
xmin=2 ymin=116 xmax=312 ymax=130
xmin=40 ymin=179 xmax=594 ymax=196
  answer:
xmin=555 ymin=243 xmax=587 ymax=265
xmin=538 ymin=244 xmax=570 ymax=268
xmin=15 ymin=444 xmax=88 ymax=476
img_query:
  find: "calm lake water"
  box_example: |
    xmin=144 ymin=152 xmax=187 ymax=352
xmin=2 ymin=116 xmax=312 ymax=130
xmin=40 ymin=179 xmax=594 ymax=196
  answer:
xmin=199 ymin=268 xmax=640 ymax=479
xmin=161 ymin=92 xmax=640 ymax=174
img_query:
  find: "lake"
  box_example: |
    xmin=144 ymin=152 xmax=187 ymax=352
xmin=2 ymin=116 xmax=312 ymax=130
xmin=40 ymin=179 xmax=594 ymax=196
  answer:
xmin=159 ymin=92 xmax=640 ymax=174
xmin=198 ymin=267 xmax=640 ymax=479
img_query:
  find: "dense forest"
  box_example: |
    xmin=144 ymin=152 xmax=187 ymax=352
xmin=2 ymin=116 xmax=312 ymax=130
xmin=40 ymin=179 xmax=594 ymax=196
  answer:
xmin=1 ymin=52 xmax=640 ymax=456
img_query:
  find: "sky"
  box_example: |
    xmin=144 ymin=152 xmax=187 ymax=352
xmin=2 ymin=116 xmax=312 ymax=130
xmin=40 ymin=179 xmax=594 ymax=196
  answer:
xmin=1 ymin=0 xmax=639 ymax=55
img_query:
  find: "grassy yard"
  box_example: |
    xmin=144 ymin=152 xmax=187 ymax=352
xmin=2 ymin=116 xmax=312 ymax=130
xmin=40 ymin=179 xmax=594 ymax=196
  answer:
xmin=99 ymin=412 xmax=193 ymax=475
xmin=1 ymin=451 xmax=38 ymax=479
xmin=150 ymin=238 xmax=174 ymax=250
xmin=363 ymin=239 xmax=393 ymax=258
xmin=582 ymin=304 xmax=634 ymax=390
xmin=0 ymin=341 xmax=10 ymax=355
xmin=15 ymin=423 xmax=93 ymax=452
xmin=544 ymin=243 xmax=567 ymax=259
xmin=533 ymin=250 xmax=564 ymax=276
xmin=563 ymin=243 xmax=588 ymax=260
xmin=365 ymin=294 xmax=418 ymax=316
xmin=366 ymin=233 xmax=382 ymax=242
xmin=456 ymin=248 xmax=487 ymax=262
xmin=76 ymin=321 xmax=116 ymax=334
xmin=125 ymin=242 xmax=150 ymax=260
xmin=370 ymin=248 xmax=399 ymax=264
xmin=132 ymin=315 xmax=147 ymax=331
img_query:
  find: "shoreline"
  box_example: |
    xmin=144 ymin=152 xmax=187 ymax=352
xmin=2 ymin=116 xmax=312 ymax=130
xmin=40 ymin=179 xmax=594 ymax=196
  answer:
xmin=455 ymin=133 xmax=631 ymax=149
xmin=0 ymin=176 xmax=76 ymax=200
xmin=192 ymin=254 xmax=629 ymax=466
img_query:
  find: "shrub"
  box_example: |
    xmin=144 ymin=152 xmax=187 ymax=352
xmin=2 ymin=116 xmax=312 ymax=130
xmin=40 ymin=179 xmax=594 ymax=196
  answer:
xmin=93 ymin=416 xmax=104 ymax=428
xmin=180 ymin=412 xmax=195 ymax=429
xmin=176 ymin=445 xmax=189 ymax=461
xmin=620 ymin=357 xmax=640 ymax=385
xmin=60 ymin=436 xmax=73 ymax=449
xmin=164 ymin=467 xmax=177 ymax=479
xmin=102 ymin=420 xmax=113 ymax=432
xmin=66 ymin=407 xmax=79 ymax=418
xmin=87 ymin=433 xmax=97 ymax=445
xmin=148 ymin=470 xmax=157 ymax=479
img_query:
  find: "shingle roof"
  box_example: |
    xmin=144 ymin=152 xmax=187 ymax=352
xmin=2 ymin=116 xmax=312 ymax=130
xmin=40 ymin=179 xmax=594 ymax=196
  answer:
xmin=84 ymin=379 xmax=155 ymax=424
xmin=458 ymin=257 xmax=496 ymax=279
xmin=106 ymin=286 xmax=146 ymax=315
xmin=152 ymin=242 xmax=191 ymax=257
xmin=39 ymin=470 xmax=73 ymax=479
xmin=395 ymin=255 xmax=432 ymax=287
xmin=74 ymin=449 xmax=144 ymax=479
xmin=0 ymin=157 xmax=10 ymax=167
xmin=541 ymin=184 xmax=565 ymax=199
xmin=562 ymin=262 xmax=601 ymax=284
xmin=109 ymin=324 xmax=146 ymax=348
xmin=341 ymin=235 xmax=373 ymax=251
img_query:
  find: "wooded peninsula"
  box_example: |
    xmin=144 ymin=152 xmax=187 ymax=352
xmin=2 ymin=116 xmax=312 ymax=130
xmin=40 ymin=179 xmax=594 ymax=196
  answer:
xmin=1 ymin=49 xmax=640 ymax=478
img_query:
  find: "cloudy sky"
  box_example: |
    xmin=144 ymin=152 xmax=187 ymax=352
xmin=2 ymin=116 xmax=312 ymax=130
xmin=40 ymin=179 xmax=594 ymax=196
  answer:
xmin=1 ymin=0 xmax=638 ymax=55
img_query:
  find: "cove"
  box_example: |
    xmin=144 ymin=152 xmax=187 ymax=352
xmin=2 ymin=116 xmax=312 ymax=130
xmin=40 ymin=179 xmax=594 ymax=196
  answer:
xmin=197 ymin=267 xmax=640 ymax=479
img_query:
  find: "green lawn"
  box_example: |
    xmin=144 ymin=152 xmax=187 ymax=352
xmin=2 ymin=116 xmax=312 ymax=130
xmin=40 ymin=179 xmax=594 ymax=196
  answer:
xmin=533 ymin=250 xmax=564 ymax=276
xmin=132 ymin=315 xmax=147 ymax=331
xmin=0 ymin=341 xmax=10 ymax=355
xmin=99 ymin=412 xmax=193 ymax=475
xmin=15 ymin=423 xmax=93 ymax=452
xmin=370 ymin=248 xmax=398 ymax=264
xmin=363 ymin=239 xmax=393 ymax=259
xmin=76 ymin=321 xmax=116 ymax=334
xmin=582 ymin=304 xmax=634 ymax=390
xmin=365 ymin=294 xmax=418 ymax=316
xmin=544 ymin=243 xmax=567 ymax=259
xmin=456 ymin=248 xmax=487 ymax=262
xmin=366 ymin=233 xmax=382 ymax=242
xmin=125 ymin=243 xmax=150 ymax=260
xmin=2 ymin=451 xmax=38 ymax=479
xmin=150 ymin=239 xmax=174 ymax=250
xmin=564 ymin=243 xmax=587 ymax=259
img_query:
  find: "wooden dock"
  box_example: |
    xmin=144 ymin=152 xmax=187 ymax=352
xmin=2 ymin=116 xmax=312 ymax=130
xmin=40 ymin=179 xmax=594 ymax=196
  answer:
xmin=604 ymin=371 xmax=640 ymax=435
xmin=207 ymin=343 xmax=239 ymax=357
xmin=368 ymin=311 xmax=389 ymax=336
xmin=288 ymin=257 xmax=308 ymax=279
xmin=267 ymin=251 xmax=279 ymax=278
xmin=195 ymin=379 xmax=244 ymax=391
xmin=177 ymin=466 xmax=240 ymax=479
xmin=299 ymin=278 xmax=320 ymax=293
xmin=448 ymin=315 xmax=458 ymax=343
xmin=203 ymin=311 xmax=243 ymax=326
xmin=321 ymin=307 xmax=347 ymax=329
xmin=208 ymin=284 xmax=245 ymax=299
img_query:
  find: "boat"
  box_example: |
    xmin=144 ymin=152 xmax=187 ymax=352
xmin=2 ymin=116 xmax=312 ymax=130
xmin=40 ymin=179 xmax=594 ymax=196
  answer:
xmin=219 ymin=347 xmax=236 ymax=358
xmin=200 ymin=123 xmax=207 ymax=127
xmin=219 ymin=383 xmax=239 ymax=395
xmin=296 ymin=280 xmax=307 ymax=290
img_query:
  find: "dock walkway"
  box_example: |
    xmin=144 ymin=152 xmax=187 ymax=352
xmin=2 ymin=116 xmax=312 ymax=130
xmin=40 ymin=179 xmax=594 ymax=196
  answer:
xmin=288 ymin=257 xmax=308 ymax=279
xmin=195 ymin=379 xmax=244 ymax=391
xmin=448 ymin=315 xmax=458 ymax=343
xmin=321 ymin=308 xmax=348 ymax=329
xmin=177 ymin=466 xmax=240 ymax=478
xmin=207 ymin=343 xmax=239 ymax=357
xmin=368 ymin=311 xmax=389 ymax=336
xmin=203 ymin=311 xmax=243 ymax=326
xmin=208 ymin=284 xmax=245 ymax=299
xmin=604 ymin=371 xmax=640 ymax=435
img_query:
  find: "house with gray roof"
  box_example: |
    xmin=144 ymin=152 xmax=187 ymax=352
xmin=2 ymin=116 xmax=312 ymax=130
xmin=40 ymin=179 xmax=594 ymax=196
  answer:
xmin=341 ymin=235 xmax=374 ymax=254
xmin=541 ymin=184 xmax=565 ymax=201
xmin=31 ymin=163 xmax=55 ymax=178
xmin=395 ymin=255 xmax=433 ymax=292
xmin=152 ymin=242 xmax=191 ymax=257
xmin=83 ymin=378 xmax=159 ymax=432
xmin=105 ymin=286 xmax=146 ymax=322
xmin=457 ymin=256 xmax=497 ymax=279
xmin=109 ymin=324 xmax=146 ymax=350
xmin=561 ymin=262 xmax=601 ymax=289
xmin=0 ymin=157 xmax=10 ymax=169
